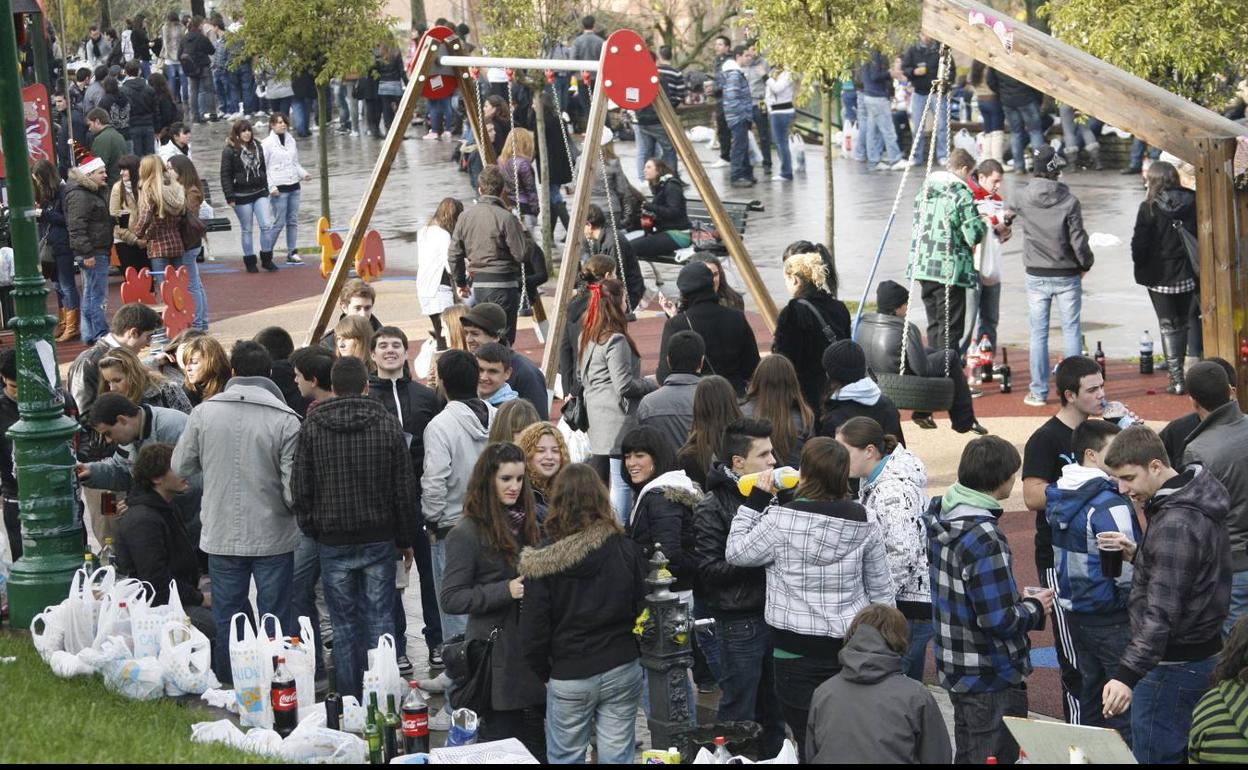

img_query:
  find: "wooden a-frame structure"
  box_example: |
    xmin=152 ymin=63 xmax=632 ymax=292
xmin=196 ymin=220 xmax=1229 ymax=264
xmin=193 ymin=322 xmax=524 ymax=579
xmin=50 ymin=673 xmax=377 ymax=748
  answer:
xmin=304 ymin=28 xmax=778 ymax=389
xmin=924 ymin=0 xmax=1248 ymax=398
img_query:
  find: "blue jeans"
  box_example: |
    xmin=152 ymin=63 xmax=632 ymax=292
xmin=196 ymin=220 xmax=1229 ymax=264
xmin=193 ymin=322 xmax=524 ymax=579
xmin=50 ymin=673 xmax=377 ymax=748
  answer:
xmin=291 ymin=534 xmax=326 ymax=679
xmin=1003 ymin=101 xmax=1045 ymax=168
xmin=189 ymin=76 xmax=215 ymax=120
xmin=769 ymin=111 xmax=794 ymax=179
xmin=429 ymin=537 xmax=468 ymax=641
xmin=213 ymin=68 xmax=231 ymax=113
xmin=269 ymin=95 xmax=293 ymax=118
xmin=1131 ymin=656 xmax=1216 ymax=764
xmin=852 ymin=92 xmax=868 ymax=161
xmin=79 ymin=253 xmax=110 ymax=343
xmin=635 ymin=123 xmax=676 ymax=181
xmin=901 ymin=619 xmax=934 ymax=681
xmin=609 ymin=457 xmax=632 ymax=527
xmin=164 ymin=61 xmax=188 ymax=102
xmin=233 ymin=196 xmax=276 ymax=257
xmin=268 ymin=188 xmax=301 ymax=255
xmin=428 ymin=96 xmax=453 ymax=134
xmin=715 ymin=614 xmax=786 ymax=757
xmin=208 ymin=552 xmax=294 ymax=685
xmin=319 ymin=540 xmax=397 ymax=699
xmin=229 ymin=66 xmax=257 ymax=114
xmin=976 ymin=280 xmax=1002 ymax=350
xmin=909 ymin=91 xmax=949 ymax=163
xmin=291 ymin=97 xmax=315 ymax=136
xmin=1060 ymin=106 xmax=1100 ymax=152
xmin=546 ymin=660 xmax=644 ymax=764
xmin=1225 ymin=570 xmax=1248 ymax=635
xmin=1025 ymin=273 xmax=1083 ymax=400
xmin=1067 ymin=615 xmax=1131 ymax=741
xmin=1129 ymin=138 xmax=1161 ymax=170
xmin=978 ymin=97 xmax=1005 ymax=132
xmin=130 ymin=125 xmax=155 ymax=157
xmin=861 ymin=94 xmax=903 ymax=164
xmin=729 ymin=120 xmax=754 ymax=182
xmin=54 ymin=249 xmax=79 ymax=310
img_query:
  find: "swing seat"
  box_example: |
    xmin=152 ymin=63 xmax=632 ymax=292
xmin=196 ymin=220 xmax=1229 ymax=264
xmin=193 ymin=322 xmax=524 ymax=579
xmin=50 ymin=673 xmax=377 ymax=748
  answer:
xmin=875 ymin=371 xmax=956 ymax=413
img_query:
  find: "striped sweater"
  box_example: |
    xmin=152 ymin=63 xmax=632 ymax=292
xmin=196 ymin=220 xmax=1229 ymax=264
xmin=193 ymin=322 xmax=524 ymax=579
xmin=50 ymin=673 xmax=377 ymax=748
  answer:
xmin=1189 ymin=679 xmax=1248 ymax=763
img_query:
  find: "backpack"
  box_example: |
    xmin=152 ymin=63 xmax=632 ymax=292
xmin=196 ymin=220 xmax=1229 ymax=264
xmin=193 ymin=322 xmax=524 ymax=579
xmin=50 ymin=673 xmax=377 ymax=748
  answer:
xmin=109 ymin=99 xmax=130 ymax=131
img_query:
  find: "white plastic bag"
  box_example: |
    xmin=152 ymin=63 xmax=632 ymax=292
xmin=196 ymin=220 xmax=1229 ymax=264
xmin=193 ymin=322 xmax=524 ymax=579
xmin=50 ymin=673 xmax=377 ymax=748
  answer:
xmin=103 ymin=655 xmax=166 ymax=700
xmin=789 ymin=134 xmax=806 ymax=173
xmin=413 ymin=336 xmax=437 ymax=381
xmin=30 ymin=603 xmax=67 ymax=660
xmin=556 ymin=419 xmax=592 ymax=464
xmin=279 ymin=722 xmax=369 ymax=764
xmin=160 ymin=618 xmax=220 ymax=696
xmin=282 ymin=616 xmax=317 ymax=718
xmin=94 ymin=578 xmax=150 ymax=650
xmin=687 ymin=125 xmax=715 ymax=144
xmin=201 ymin=687 xmax=241 ymax=713
xmin=953 ymin=128 xmax=979 ymax=160
xmin=839 ymin=121 xmax=856 ymax=153
xmin=132 ymin=580 xmax=187 ymax=658
xmin=191 ymin=719 xmax=246 ymax=749
xmin=748 ymin=130 xmax=764 ymax=164
xmin=362 ymin=633 xmax=403 ymax=713
xmin=199 ymin=200 xmax=213 ymax=220
xmin=47 ymin=649 xmax=95 ymax=677
xmin=241 ymin=728 xmax=285 ymax=757
xmin=64 ymin=566 xmax=114 ymax=654
xmin=77 ymin=633 xmax=132 ymax=672
xmin=340 ymin=695 xmax=366 ymax=733
xmin=229 ymin=611 xmax=275 ymax=729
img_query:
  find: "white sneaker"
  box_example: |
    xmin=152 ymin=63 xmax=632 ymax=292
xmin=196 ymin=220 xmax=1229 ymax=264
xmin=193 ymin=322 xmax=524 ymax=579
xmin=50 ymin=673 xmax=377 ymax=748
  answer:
xmin=873 ymin=161 xmax=891 ymax=171
xmin=889 ymin=159 xmax=909 ymax=170
xmin=285 ymin=253 xmax=303 ymax=264
xmin=709 ymin=158 xmax=730 ymax=169
xmin=1023 ymin=394 xmax=1048 ymax=407
xmin=771 ymin=174 xmax=788 ymax=181
xmin=227 ymin=111 xmax=244 ymax=121
xmin=440 ymin=131 xmax=453 ymax=140
xmin=423 ymin=132 xmax=440 ymax=141
xmin=349 ymin=130 xmax=360 ymax=137
xmin=417 ymin=671 xmax=452 ymax=693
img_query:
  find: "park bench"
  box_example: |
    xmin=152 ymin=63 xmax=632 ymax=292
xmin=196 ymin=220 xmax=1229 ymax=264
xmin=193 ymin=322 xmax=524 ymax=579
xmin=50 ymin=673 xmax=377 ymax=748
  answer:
xmin=637 ymin=197 xmax=763 ymax=266
xmin=201 ymin=187 xmax=233 ymax=233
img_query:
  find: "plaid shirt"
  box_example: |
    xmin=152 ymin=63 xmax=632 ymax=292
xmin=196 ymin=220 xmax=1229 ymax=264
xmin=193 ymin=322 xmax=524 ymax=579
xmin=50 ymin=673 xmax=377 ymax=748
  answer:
xmin=131 ymin=200 xmax=185 ymax=260
xmin=925 ymin=498 xmax=1044 ymax=694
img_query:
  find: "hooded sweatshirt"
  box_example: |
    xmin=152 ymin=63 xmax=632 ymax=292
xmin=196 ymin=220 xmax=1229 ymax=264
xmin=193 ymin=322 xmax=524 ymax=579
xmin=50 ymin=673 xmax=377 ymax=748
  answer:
xmin=1045 ymin=463 xmax=1141 ymax=617
xmin=627 ymin=469 xmax=702 ymax=593
xmin=1016 ymin=177 xmax=1094 ymax=276
xmin=1189 ymin=679 xmax=1248 ymax=764
xmin=421 ymin=398 xmax=494 ymax=534
xmin=806 ymin=626 xmax=953 ymax=764
xmin=925 ymin=483 xmax=1045 ymax=693
xmin=820 ymin=378 xmax=907 ymax=448
xmin=859 ymin=448 xmax=931 ymax=614
xmin=906 ymin=170 xmax=986 ymax=290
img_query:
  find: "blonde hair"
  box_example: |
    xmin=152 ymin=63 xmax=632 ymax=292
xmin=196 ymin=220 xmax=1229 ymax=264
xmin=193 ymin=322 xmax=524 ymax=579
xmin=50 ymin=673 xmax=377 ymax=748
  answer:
xmin=488 ymin=399 xmax=541 ymax=444
xmin=138 ymin=154 xmax=173 ymax=219
xmin=442 ymin=305 xmax=468 ymax=351
xmin=97 ymin=346 xmax=163 ymax=402
xmin=500 ymin=127 xmax=535 ymax=163
xmin=783 ymin=252 xmax=829 ymax=292
xmin=516 ymin=421 xmax=571 ymax=495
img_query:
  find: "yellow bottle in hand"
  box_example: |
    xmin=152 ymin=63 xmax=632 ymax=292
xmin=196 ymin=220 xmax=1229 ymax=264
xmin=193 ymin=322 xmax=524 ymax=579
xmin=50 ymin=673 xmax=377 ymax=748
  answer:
xmin=737 ymin=467 xmax=801 ymax=497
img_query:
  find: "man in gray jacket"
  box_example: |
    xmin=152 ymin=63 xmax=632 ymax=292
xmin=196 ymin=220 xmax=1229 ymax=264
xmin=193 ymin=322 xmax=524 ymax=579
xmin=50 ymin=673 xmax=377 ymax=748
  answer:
xmin=172 ymin=340 xmax=302 ymax=685
xmin=1015 ymin=146 xmax=1094 ymax=407
xmin=637 ymin=330 xmax=703 ymax=455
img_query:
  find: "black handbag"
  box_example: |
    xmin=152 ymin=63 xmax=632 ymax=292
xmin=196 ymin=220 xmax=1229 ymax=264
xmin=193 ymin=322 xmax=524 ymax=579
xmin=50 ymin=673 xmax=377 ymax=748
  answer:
xmin=442 ymin=627 xmax=500 ymax=714
xmin=1170 ymin=218 xmax=1201 ymax=278
xmin=561 ymin=378 xmax=590 ymax=432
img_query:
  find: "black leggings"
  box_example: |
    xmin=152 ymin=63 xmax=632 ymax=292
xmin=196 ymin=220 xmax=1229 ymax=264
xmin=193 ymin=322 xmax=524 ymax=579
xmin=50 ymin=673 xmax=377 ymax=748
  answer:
xmin=631 ymin=232 xmax=683 ymax=259
xmin=1148 ymin=289 xmax=1198 ymax=360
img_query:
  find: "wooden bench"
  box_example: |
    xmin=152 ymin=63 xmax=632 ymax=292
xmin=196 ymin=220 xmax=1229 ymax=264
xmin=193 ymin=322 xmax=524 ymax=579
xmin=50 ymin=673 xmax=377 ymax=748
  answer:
xmin=637 ymin=198 xmax=763 ymax=266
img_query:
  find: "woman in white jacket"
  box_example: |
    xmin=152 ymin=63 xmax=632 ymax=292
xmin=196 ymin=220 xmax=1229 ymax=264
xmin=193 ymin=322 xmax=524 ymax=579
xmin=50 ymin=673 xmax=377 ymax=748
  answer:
xmin=835 ymin=416 xmax=932 ymax=682
xmin=260 ymin=113 xmax=310 ymax=265
xmin=416 ymin=197 xmax=464 ymax=349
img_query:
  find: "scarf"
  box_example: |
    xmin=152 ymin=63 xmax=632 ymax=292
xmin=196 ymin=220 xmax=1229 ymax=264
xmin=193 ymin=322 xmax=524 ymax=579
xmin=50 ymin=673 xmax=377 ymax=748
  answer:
xmin=834 ymin=377 xmax=882 ymax=406
xmin=507 ymin=506 xmax=527 ymax=538
xmin=583 ymin=282 xmax=603 ymax=333
xmin=239 ymin=141 xmax=263 ymax=182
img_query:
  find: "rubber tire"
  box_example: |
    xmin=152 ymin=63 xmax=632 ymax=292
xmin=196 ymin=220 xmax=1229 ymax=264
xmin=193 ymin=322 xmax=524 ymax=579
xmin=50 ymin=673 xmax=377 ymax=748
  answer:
xmin=875 ymin=372 xmax=956 ymax=413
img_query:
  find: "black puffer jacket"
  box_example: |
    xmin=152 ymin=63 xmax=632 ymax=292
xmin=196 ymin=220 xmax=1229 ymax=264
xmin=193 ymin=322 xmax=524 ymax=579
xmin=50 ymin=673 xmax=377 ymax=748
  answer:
xmin=645 ymin=175 xmax=691 ymax=232
xmin=857 ymin=312 xmax=928 ymax=380
xmin=115 ymin=487 xmax=205 ymax=608
xmin=64 ymin=168 xmax=114 ymax=257
xmin=773 ymin=288 xmax=851 ymax=413
xmin=986 ymin=69 xmax=1041 ymax=108
xmin=219 ymin=141 xmax=269 ymax=205
xmin=1131 ymin=188 xmax=1197 ymax=288
xmin=120 ymin=77 xmax=154 ymax=128
xmin=694 ymin=463 xmax=767 ymax=617
xmin=627 ymin=473 xmax=701 ymax=593
xmin=37 ymin=182 xmax=73 ymax=259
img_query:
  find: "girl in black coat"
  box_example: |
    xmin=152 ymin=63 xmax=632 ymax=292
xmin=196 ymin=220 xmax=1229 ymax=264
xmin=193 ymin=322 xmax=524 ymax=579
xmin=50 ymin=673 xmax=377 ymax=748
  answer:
xmin=632 ymin=159 xmax=692 ymax=259
xmin=33 ymin=160 xmax=78 ymax=338
xmin=620 ymin=426 xmax=699 ymax=592
xmin=1130 ymin=160 xmax=1199 ymax=394
xmin=773 ymin=247 xmax=850 ymax=414
xmin=219 ymin=119 xmax=276 ymax=272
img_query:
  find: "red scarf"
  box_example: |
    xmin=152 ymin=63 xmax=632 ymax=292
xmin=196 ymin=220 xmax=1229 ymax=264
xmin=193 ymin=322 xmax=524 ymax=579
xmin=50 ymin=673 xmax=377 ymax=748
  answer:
xmin=584 ymin=282 xmax=603 ymax=333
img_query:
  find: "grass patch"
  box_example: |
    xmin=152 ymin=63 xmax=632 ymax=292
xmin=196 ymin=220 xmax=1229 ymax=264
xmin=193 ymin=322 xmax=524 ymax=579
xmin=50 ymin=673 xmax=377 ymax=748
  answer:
xmin=0 ymin=631 xmax=273 ymax=764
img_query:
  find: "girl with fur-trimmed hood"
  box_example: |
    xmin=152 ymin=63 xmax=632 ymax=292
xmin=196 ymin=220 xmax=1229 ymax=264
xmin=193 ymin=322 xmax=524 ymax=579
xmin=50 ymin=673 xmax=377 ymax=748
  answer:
xmin=620 ymin=425 xmax=701 ymax=594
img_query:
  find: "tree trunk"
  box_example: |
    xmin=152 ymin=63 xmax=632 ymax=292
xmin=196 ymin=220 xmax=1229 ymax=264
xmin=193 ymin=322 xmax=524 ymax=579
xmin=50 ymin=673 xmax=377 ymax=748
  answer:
xmin=99 ymin=0 xmax=110 ymax=31
xmin=533 ymin=89 xmax=554 ymax=274
xmin=821 ymin=81 xmax=835 ymax=259
xmin=317 ymin=85 xmax=330 ymax=220
xmin=190 ymin=0 xmax=206 ymax=19
xmin=410 ymin=0 xmax=427 ymax=27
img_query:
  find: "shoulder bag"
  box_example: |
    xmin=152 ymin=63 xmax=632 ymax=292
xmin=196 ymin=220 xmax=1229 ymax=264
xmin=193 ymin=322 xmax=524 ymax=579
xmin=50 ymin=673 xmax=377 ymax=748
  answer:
xmin=442 ymin=626 xmax=501 ymax=714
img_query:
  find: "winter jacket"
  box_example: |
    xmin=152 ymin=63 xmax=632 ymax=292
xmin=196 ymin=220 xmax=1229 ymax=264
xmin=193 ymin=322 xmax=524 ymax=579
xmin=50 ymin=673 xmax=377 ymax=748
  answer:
xmin=859 ymin=449 xmax=931 ymax=609
xmin=806 ymin=625 xmax=953 ymax=764
xmin=636 ymin=373 xmax=699 ymax=456
xmin=519 ymin=521 xmax=648 ymax=681
xmin=985 ymin=70 xmax=1041 ymax=108
xmin=131 ymin=26 xmax=151 ymax=62
xmin=171 ymin=376 xmax=301 ymax=557
xmin=860 ymin=51 xmax=894 ymax=99
xmin=421 ymin=399 xmax=493 ymax=534
xmin=1161 ymin=411 xmax=1200 ymax=469
xmin=370 ymin=373 xmax=442 ymax=484
xmin=1118 ymin=466 xmax=1232 ymax=688
xmin=161 ymin=22 xmax=185 ymax=66
xmin=720 ymin=60 xmax=752 ymax=128
xmin=84 ymin=405 xmax=189 ymax=492
xmin=657 ymin=290 xmax=759 ymax=396
xmin=98 ymin=89 xmax=130 ymax=134
xmin=447 ymin=196 xmax=530 ymax=287
xmin=694 ymin=462 xmax=767 ymax=618
xmin=66 ymin=168 xmax=116 ymax=261
xmin=507 ymin=351 xmax=550 ymax=421
xmin=269 ymin=360 xmax=307 ymax=416
xmin=968 ymin=175 xmax=1006 ymax=284
xmin=501 ymin=157 xmax=538 ymax=216
xmin=110 ymin=180 xmax=141 ymax=246
xmin=818 ymin=378 xmax=907 ymax=448
xmin=1189 ymin=679 xmax=1248 ymax=764
xmin=626 ymin=470 xmax=701 ymax=593
xmin=857 ymin=312 xmax=929 ymax=381
xmin=906 ymin=170 xmax=986 ymax=290
xmin=583 ymin=224 xmax=645 ymax=309
xmin=558 ymin=291 xmax=593 ymax=389
xmin=1016 ymin=178 xmax=1094 ymax=276
xmin=181 ymin=181 xmax=206 ymax=251
xmin=219 ymin=141 xmax=269 ymax=205
xmin=728 ymin=488 xmax=894 ymax=656
xmin=532 ymin=107 xmax=574 ymax=187
xmin=924 ymin=485 xmax=1045 ymax=693
xmin=570 ymin=30 xmax=605 ymax=63
xmin=440 ymin=518 xmax=546 ymax=711
xmin=132 ymin=177 xmax=187 ymax=260
xmin=1184 ymin=401 xmax=1248 ymax=572
xmin=901 ymin=40 xmax=954 ymax=96
xmin=772 ymin=288 xmax=851 ymax=411
xmin=153 ymin=91 xmax=178 ymax=135
xmin=37 ymin=183 xmax=72 ymax=259
xmin=1045 ymin=464 xmax=1141 ymax=616
xmin=115 ymin=487 xmax=205 ymax=608
xmin=645 ymin=176 xmax=691 ymax=232
xmin=179 ymin=29 xmax=215 ymax=78
xmin=120 ymin=77 xmax=155 ymax=128
xmin=1131 ymin=188 xmax=1198 ymax=287
xmin=87 ymin=124 xmax=127 ymax=189
xmin=292 ymin=395 xmax=417 ymax=547
xmin=261 ymin=132 xmax=309 ymax=189
xmin=580 ymin=333 xmax=657 ymax=456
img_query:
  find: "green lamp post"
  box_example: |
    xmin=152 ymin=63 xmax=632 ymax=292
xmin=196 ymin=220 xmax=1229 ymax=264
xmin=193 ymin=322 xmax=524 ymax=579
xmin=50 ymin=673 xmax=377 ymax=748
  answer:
xmin=0 ymin=0 xmax=84 ymax=630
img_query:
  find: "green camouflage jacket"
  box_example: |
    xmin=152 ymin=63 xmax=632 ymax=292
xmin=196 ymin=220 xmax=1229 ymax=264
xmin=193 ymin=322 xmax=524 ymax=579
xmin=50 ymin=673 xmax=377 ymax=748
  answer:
xmin=906 ymin=171 xmax=987 ymax=289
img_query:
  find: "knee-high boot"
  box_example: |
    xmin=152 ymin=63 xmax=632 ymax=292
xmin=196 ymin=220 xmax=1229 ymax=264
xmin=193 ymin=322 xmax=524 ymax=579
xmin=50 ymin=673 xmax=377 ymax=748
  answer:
xmin=1162 ymin=328 xmax=1188 ymax=395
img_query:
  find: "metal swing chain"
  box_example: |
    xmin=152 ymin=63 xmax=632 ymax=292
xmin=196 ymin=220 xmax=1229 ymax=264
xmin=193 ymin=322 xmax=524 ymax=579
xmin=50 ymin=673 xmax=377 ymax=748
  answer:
xmin=501 ymin=71 xmax=529 ymax=312
xmin=548 ymin=73 xmax=579 ymax=178
xmin=936 ymin=45 xmax=956 ymax=377
xmin=594 ymin=141 xmax=631 ymax=313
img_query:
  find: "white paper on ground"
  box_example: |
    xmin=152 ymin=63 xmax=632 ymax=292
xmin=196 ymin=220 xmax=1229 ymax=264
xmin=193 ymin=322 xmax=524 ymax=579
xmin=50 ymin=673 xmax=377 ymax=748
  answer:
xmin=429 ymin=737 xmax=539 ymax=764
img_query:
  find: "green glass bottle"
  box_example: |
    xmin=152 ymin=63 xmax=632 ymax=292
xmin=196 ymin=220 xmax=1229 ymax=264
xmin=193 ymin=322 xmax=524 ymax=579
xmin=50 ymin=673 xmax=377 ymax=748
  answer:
xmin=384 ymin=693 xmax=402 ymax=759
xmin=365 ymin=694 xmax=383 ymax=764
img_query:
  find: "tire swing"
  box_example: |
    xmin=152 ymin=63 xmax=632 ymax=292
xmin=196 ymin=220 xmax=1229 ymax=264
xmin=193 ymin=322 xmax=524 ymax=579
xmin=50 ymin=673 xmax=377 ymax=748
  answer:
xmin=852 ymin=46 xmax=956 ymax=414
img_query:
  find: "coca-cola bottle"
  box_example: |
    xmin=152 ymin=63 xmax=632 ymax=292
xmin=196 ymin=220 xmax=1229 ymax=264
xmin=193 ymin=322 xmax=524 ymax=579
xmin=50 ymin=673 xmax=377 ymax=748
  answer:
xmin=978 ymin=334 xmax=994 ymax=383
xmin=270 ymin=656 xmax=298 ymax=738
xmin=401 ymin=681 xmax=430 ymax=755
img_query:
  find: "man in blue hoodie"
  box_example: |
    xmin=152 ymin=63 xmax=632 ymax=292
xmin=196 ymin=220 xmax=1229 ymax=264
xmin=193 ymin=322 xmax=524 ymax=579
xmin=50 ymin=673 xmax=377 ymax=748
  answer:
xmin=1045 ymin=419 xmax=1142 ymax=740
xmin=925 ymin=435 xmax=1054 ymax=764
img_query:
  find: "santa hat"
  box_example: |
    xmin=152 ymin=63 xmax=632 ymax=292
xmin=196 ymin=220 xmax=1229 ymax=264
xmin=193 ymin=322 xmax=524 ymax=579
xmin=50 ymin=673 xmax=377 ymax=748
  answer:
xmin=74 ymin=139 xmax=105 ymax=175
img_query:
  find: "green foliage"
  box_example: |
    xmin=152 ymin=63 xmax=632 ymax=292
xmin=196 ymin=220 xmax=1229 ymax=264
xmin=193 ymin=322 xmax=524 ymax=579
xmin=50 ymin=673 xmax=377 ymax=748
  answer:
xmin=236 ymin=0 xmax=396 ymax=85
xmin=46 ymin=0 xmax=99 ymax=54
xmin=1044 ymin=0 xmax=1248 ymax=105
xmin=479 ymin=0 xmax=578 ymax=59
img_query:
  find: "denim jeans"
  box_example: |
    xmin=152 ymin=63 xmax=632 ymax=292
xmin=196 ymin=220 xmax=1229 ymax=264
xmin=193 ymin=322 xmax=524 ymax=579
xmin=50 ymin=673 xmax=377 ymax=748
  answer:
xmin=291 ymin=534 xmax=326 ymax=679
xmin=213 ymin=68 xmax=231 ymax=114
xmin=1025 ymin=273 xmax=1083 ymax=400
xmin=164 ymin=61 xmax=188 ymax=103
xmin=1129 ymin=139 xmax=1161 ymax=170
xmin=79 ymin=253 xmax=111 ymax=343
xmin=861 ymin=94 xmax=903 ymax=164
xmin=319 ymin=540 xmax=397 ymax=699
xmin=976 ymin=281 xmax=1002 ymax=350
xmin=751 ymin=105 xmax=771 ymax=169
xmin=909 ymin=91 xmax=949 ymax=164
xmin=412 ymin=531 xmax=442 ymax=651
xmin=334 ymin=81 xmax=352 ymax=129
xmin=268 ymin=188 xmax=301 ymax=255
xmin=769 ymin=111 xmax=794 ymax=179
xmin=1225 ymin=570 xmax=1248 ymax=635
xmin=189 ymin=75 xmax=216 ymax=120
xmin=635 ymin=123 xmax=676 ymax=181
xmin=546 ymin=660 xmax=643 ymax=764
xmin=1067 ymin=615 xmax=1131 ymax=741
xmin=269 ymin=96 xmax=293 ymax=118
xmin=901 ymin=619 xmax=934 ymax=681
xmin=950 ymin=684 xmax=1028 ymax=764
xmin=852 ymin=92 xmax=869 ymax=161
xmin=229 ymin=67 xmax=257 ymax=114
xmin=234 ymin=196 xmax=276 ymax=257
xmin=131 ymin=125 xmax=155 ymax=157
xmin=291 ymin=97 xmax=315 ymax=137
xmin=429 ymin=537 xmax=468 ymax=641
xmin=773 ymin=653 xmax=842 ymax=762
xmin=54 ymin=249 xmax=79 ymax=310
xmin=715 ymin=614 xmax=786 ymax=757
xmin=427 ymin=96 xmax=453 ymax=135
xmin=978 ymin=96 xmax=1005 ymax=132
xmin=609 ymin=457 xmax=632 ymax=527
xmin=179 ymin=247 xmax=208 ymax=330
xmin=1060 ymin=105 xmax=1100 ymax=152
xmin=1132 ymin=656 xmax=1216 ymax=764
xmin=1003 ymin=100 xmax=1045 ymax=169
xmin=208 ymin=551 xmax=294 ymax=685
xmin=729 ymin=120 xmax=754 ymax=182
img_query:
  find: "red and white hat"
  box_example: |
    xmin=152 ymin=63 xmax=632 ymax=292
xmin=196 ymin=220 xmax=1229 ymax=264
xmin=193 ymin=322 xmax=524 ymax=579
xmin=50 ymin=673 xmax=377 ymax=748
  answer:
xmin=71 ymin=139 xmax=105 ymax=175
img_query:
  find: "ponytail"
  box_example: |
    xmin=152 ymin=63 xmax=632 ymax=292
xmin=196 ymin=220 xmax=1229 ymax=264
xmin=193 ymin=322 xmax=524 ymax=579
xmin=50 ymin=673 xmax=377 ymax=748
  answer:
xmin=836 ymin=416 xmax=896 ymax=457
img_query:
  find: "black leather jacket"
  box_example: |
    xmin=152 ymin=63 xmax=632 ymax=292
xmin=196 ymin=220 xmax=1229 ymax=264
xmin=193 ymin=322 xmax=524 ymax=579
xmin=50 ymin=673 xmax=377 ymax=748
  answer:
xmin=693 ymin=463 xmax=767 ymax=618
xmin=856 ymin=312 xmax=928 ymax=378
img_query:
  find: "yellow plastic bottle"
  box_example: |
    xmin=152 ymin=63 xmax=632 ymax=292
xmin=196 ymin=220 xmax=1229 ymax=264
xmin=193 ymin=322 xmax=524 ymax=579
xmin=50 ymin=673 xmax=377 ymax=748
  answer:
xmin=737 ymin=467 xmax=800 ymax=496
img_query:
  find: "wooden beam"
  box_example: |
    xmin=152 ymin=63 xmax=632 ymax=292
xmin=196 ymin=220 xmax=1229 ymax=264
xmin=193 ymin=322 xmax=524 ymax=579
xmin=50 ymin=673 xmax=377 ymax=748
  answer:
xmin=539 ymin=74 xmax=610 ymax=387
xmin=922 ymin=0 xmax=1247 ymax=161
xmin=1195 ymin=137 xmax=1248 ymax=406
xmin=303 ymin=34 xmax=442 ymax=345
xmin=653 ymin=90 xmax=779 ymax=331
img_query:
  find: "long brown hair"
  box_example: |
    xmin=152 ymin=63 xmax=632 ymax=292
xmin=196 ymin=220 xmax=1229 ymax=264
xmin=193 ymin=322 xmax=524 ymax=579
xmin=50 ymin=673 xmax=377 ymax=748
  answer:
xmin=488 ymin=399 xmax=541 ymax=444
xmin=743 ymin=355 xmax=812 ymax=463
xmin=545 ymin=463 xmax=621 ymax=542
xmin=516 ymin=421 xmax=570 ymax=496
xmin=429 ymin=197 xmax=464 ymax=232
xmin=98 ymin=346 xmax=163 ymax=403
xmin=182 ymin=335 xmax=231 ymax=400
xmin=32 ymin=159 xmax=60 ymax=206
xmin=835 ymin=416 xmax=899 ymax=457
xmin=462 ymin=442 xmax=540 ymax=565
xmin=578 ymin=278 xmax=638 ymax=359
xmin=677 ymin=375 xmax=743 ymax=477
xmin=796 ymin=437 xmax=851 ymax=501
xmin=168 ymin=154 xmax=203 ymax=199
xmin=1214 ymin=617 xmax=1248 ymax=686
xmin=1145 ymin=160 xmax=1181 ymax=206
xmin=228 ymin=118 xmax=256 ymax=148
